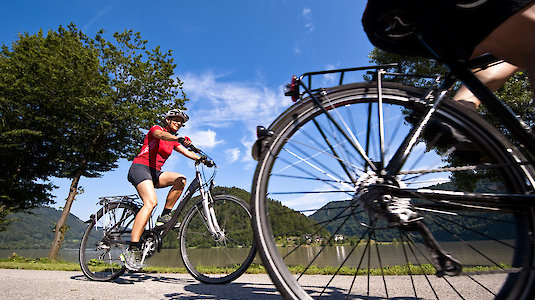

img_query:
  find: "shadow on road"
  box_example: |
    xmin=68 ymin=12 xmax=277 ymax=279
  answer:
xmin=71 ymin=273 xmax=281 ymax=299
xmin=71 ymin=273 xmax=196 ymax=285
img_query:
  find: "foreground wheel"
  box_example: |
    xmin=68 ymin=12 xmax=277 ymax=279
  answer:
xmin=179 ymin=194 xmax=257 ymax=284
xmin=79 ymin=202 xmax=138 ymax=281
xmin=252 ymin=82 xmax=535 ymax=299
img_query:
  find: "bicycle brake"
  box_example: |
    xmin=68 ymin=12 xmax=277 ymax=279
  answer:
xmin=252 ymin=126 xmax=274 ymax=161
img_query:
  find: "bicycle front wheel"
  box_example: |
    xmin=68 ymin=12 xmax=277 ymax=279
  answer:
xmin=79 ymin=201 xmax=138 ymax=281
xmin=179 ymin=194 xmax=257 ymax=284
xmin=252 ymin=82 xmax=535 ymax=299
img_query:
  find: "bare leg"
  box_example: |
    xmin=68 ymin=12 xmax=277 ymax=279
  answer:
xmin=454 ymin=3 xmax=535 ymax=105
xmin=471 ymin=2 xmax=535 ymax=92
xmin=453 ymin=62 xmax=520 ymax=105
xmin=156 ymin=172 xmax=187 ymax=210
xmin=131 ymin=180 xmax=158 ymax=243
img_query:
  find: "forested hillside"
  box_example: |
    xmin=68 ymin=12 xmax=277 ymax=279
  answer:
xmin=0 ymin=206 xmax=87 ymax=249
xmin=309 ymin=179 xmax=516 ymax=242
xmin=161 ymin=186 xmax=326 ymax=248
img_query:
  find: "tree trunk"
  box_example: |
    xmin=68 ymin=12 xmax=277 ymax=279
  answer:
xmin=48 ymin=173 xmax=81 ymax=261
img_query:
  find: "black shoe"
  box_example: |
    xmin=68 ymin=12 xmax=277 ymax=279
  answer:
xmin=155 ymin=213 xmax=172 ymax=227
xmin=423 ymin=119 xmax=484 ymax=163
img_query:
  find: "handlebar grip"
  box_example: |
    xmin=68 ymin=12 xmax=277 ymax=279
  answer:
xmin=177 ymin=137 xmax=200 ymax=153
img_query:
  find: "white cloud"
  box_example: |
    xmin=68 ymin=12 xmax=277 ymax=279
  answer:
xmin=181 ymin=128 xmax=221 ymax=149
xmin=294 ymin=7 xmax=314 ymax=54
xmin=180 ymin=71 xmax=293 ymax=171
xmin=183 ymin=71 xmax=291 ymax=128
xmin=302 ymin=8 xmax=311 ymax=19
xmin=83 ymin=4 xmax=113 ymax=32
xmin=225 ymin=148 xmax=240 ymax=163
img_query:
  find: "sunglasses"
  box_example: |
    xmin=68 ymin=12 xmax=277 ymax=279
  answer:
xmin=169 ymin=118 xmax=185 ymax=125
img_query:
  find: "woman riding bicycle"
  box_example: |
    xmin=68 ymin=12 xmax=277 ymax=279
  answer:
xmin=122 ymin=108 xmax=201 ymax=271
xmin=363 ymin=0 xmax=535 ymax=109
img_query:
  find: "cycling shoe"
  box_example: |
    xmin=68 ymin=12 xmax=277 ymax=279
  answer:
xmin=423 ymin=119 xmax=484 ymax=163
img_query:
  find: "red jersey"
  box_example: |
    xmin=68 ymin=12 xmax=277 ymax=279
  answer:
xmin=132 ymin=125 xmax=180 ymax=170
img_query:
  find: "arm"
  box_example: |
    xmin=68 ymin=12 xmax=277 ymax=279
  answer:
xmin=152 ymin=129 xmax=180 ymax=142
xmin=174 ymin=143 xmax=202 ymax=161
xmin=152 ymin=128 xmax=201 ymax=160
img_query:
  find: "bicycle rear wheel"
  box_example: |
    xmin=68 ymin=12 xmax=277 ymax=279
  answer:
xmin=79 ymin=201 xmax=138 ymax=281
xmin=252 ymin=82 xmax=535 ymax=299
xmin=179 ymin=194 xmax=257 ymax=284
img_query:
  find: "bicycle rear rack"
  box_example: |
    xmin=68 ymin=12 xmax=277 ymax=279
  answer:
xmin=286 ymin=63 xmax=441 ymax=102
xmin=97 ymin=194 xmax=141 ymax=206
xmin=86 ymin=194 xmax=143 ymax=224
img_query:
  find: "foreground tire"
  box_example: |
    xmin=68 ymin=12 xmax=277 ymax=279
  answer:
xmin=252 ymin=82 xmax=535 ymax=299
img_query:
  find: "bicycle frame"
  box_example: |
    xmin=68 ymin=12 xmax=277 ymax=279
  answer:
xmin=147 ymin=160 xmax=224 ymax=253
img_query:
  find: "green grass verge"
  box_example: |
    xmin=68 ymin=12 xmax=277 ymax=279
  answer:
xmin=0 ymin=254 xmax=508 ymax=276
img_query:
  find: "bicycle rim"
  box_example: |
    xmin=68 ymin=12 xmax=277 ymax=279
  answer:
xmin=179 ymin=194 xmax=257 ymax=284
xmin=79 ymin=202 xmax=137 ymax=281
xmin=252 ymin=82 xmax=535 ymax=299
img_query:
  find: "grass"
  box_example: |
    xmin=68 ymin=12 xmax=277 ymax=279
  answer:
xmin=0 ymin=254 xmax=509 ymax=276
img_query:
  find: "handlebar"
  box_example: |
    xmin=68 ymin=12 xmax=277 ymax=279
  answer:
xmin=177 ymin=137 xmax=216 ymax=168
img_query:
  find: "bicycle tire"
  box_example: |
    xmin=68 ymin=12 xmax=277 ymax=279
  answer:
xmin=79 ymin=201 xmax=139 ymax=281
xmin=252 ymin=82 xmax=535 ymax=299
xmin=179 ymin=194 xmax=257 ymax=284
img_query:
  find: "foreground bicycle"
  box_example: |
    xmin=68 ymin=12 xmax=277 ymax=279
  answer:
xmin=79 ymin=143 xmax=256 ymax=284
xmin=251 ymin=48 xmax=535 ymax=300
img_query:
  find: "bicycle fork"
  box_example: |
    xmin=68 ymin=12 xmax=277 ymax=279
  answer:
xmin=197 ymin=170 xmax=225 ymax=242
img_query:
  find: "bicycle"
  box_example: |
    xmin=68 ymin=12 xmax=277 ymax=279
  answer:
xmin=79 ymin=142 xmax=256 ymax=284
xmin=250 ymin=34 xmax=535 ymax=300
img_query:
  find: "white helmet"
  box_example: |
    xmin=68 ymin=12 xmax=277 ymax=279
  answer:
xmin=166 ymin=109 xmax=189 ymax=123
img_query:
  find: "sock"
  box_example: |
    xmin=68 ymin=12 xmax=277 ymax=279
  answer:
xmin=162 ymin=208 xmax=172 ymax=216
xmin=129 ymin=241 xmax=141 ymax=250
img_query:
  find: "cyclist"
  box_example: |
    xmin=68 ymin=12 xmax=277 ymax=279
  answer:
xmin=362 ymin=0 xmax=535 ymax=109
xmin=122 ymin=108 xmax=202 ymax=270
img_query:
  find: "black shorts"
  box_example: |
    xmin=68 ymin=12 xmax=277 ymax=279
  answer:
xmin=127 ymin=163 xmax=163 ymax=187
xmin=363 ymin=0 xmax=535 ymax=60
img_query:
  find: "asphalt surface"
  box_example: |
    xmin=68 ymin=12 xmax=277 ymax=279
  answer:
xmin=0 ymin=269 xmax=281 ymax=299
xmin=0 ymin=268 xmax=508 ymax=299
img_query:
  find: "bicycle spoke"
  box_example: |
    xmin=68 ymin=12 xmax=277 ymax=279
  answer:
xmin=296 ymin=204 xmax=360 ymax=281
xmin=433 ymin=213 xmax=515 ymax=248
xmin=399 ymin=227 xmax=418 ymax=298
xmin=253 ymin=83 xmax=535 ymax=298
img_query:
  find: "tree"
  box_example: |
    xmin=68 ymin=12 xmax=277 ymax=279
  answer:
xmin=0 ymin=24 xmax=187 ymax=259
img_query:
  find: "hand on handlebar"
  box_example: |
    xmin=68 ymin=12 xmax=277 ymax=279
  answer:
xmin=196 ymin=155 xmax=215 ymax=167
xmin=178 ymin=136 xmax=200 ymax=153
xmin=178 ymin=136 xmax=192 ymax=146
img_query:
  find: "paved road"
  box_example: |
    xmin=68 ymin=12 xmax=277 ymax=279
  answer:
xmin=0 ymin=268 xmax=508 ymax=299
xmin=0 ymin=269 xmax=281 ymax=299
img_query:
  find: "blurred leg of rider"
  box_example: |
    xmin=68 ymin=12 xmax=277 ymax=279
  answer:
xmin=454 ymin=2 xmax=535 ymax=108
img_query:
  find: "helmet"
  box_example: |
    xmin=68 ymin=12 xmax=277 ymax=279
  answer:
xmin=166 ymin=109 xmax=189 ymax=123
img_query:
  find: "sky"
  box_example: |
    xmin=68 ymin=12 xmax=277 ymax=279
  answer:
xmin=1 ymin=1 xmax=374 ymax=221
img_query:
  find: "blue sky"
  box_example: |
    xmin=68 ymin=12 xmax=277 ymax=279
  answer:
xmin=1 ymin=1 xmax=374 ymax=221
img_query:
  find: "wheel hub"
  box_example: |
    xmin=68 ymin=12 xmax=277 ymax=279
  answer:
xmin=355 ymin=171 xmax=420 ymax=226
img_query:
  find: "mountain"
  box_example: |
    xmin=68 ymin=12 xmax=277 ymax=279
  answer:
xmin=309 ymin=181 xmax=516 ymax=242
xmin=0 ymin=206 xmax=88 ymax=249
xmin=161 ymin=186 xmax=327 ymax=248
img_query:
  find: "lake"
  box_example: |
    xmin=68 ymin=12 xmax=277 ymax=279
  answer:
xmin=0 ymin=240 xmax=513 ymax=268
